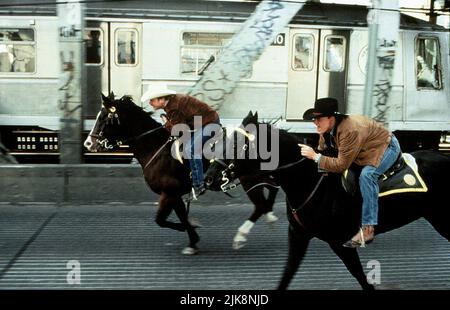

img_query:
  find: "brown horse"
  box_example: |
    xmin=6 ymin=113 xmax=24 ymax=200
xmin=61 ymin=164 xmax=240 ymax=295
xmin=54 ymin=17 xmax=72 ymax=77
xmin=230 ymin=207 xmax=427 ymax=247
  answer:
xmin=83 ymin=94 xmax=279 ymax=254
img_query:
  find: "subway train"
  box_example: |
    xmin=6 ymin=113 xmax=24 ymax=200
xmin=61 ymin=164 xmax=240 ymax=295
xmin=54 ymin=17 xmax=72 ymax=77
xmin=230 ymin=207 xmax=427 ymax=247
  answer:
xmin=0 ymin=0 xmax=449 ymax=162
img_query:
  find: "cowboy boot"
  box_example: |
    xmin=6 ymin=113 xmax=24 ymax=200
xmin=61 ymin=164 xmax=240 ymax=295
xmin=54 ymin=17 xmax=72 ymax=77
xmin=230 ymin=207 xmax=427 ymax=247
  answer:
xmin=343 ymin=225 xmax=375 ymax=248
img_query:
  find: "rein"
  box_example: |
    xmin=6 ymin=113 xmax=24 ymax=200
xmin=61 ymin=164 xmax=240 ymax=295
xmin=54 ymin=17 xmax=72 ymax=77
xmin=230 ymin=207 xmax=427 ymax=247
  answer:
xmin=216 ymin=157 xmax=307 ymax=193
xmin=269 ymin=157 xmax=307 ymax=173
xmin=122 ymin=125 xmax=165 ymax=144
xmin=245 ymin=181 xmax=280 ymax=194
xmin=288 ymin=174 xmax=325 ymax=229
xmin=143 ymin=136 xmax=176 ymax=171
xmin=242 ymin=158 xmax=306 ymax=191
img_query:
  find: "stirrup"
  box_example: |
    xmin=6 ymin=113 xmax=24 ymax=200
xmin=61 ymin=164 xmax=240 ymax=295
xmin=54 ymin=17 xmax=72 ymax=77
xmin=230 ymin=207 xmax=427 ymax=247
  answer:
xmin=342 ymin=239 xmax=363 ymax=248
xmin=191 ymin=187 xmax=199 ymax=201
xmin=342 ymin=228 xmax=366 ymax=248
xmin=358 ymin=227 xmax=366 ymax=247
xmin=191 ymin=186 xmax=206 ymax=201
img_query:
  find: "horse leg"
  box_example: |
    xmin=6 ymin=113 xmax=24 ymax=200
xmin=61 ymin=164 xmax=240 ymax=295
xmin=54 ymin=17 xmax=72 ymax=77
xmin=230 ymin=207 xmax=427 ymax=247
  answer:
xmin=277 ymin=225 xmax=311 ymax=290
xmin=242 ymin=177 xmax=280 ymax=222
xmin=172 ymin=197 xmax=200 ymax=255
xmin=264 ymin=186 xmax=279 ymax=224
xmin=155 ymin=194 xmax=186 ymax=231
xmin=233 ymin=185 xmax=278 ymax=250
xmin=328 ymin=242 xmax=375 ymax=290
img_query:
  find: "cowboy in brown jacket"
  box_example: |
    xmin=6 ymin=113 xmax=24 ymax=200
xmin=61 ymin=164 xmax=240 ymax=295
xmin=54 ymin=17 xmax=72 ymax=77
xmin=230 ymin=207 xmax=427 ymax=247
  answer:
xmin=141 ymin=86 xmax=220 ymax=199
xmin=299 ymin=97 xmax=401 ymax=248
xmin=161 ymin=94 xmax=218 ymax=132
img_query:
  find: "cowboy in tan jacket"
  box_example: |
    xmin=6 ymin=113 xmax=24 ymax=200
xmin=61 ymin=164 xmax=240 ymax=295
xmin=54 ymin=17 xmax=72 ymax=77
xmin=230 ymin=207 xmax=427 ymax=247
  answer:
xmin=317 ymin=114 xmax=392 ymax=173
xmin=299 ymin=98 xmax=401 ymax=248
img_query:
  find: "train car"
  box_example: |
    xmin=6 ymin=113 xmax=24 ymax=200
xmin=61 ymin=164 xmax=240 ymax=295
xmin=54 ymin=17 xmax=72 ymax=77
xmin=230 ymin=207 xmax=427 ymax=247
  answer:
xmin=0 ymin=0 xmax=449 ymax=162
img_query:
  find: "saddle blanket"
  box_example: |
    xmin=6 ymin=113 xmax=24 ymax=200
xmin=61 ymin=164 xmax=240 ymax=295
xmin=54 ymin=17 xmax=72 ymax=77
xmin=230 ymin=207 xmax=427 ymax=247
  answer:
xmin=342 ymin=153 xmax=428 ymax=197
xmin=378 ymin=153 xmax=428 ymax=197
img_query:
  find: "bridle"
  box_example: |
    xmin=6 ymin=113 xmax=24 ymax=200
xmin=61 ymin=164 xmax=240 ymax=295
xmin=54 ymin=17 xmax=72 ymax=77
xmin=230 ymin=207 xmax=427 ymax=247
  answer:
xmin=90 ymin=106 xmax=176 ymax=171
xmin=89 ymin=105 xmax=165 ymax=150
xmin=88 ymin=106 xmax=121 ymax=150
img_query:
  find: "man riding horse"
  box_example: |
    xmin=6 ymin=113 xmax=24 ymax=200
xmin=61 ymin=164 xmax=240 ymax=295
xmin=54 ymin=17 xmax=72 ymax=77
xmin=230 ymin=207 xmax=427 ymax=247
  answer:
xmin=141 ymin=86 xmax=220 ymax=200
xmin=298 ymin=97 xmax=401 ymax=248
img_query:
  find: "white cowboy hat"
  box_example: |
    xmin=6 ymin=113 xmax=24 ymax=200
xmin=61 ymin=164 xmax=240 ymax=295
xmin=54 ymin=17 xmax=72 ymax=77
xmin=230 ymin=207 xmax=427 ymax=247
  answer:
xmin=141 ymin=86 xmax=176 ymax=104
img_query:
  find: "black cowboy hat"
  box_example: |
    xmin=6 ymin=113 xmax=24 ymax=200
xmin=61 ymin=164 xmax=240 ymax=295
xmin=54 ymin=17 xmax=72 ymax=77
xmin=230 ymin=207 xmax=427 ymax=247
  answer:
xmin=303 ymin=97 xmax=345 ymax=120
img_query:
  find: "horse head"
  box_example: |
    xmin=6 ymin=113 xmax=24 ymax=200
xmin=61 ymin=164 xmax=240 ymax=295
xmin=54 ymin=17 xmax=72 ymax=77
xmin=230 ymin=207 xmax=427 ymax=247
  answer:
xmin=84 ymin=92 xmax=123 ymax=152
xmin=84 ymin=92 xmax=145 ymax=152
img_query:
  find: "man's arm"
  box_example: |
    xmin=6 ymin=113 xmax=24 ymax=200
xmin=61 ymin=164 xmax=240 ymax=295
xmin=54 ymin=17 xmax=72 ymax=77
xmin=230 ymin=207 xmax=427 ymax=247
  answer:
xmin=318 ymin=130 xmax=362 ymax=173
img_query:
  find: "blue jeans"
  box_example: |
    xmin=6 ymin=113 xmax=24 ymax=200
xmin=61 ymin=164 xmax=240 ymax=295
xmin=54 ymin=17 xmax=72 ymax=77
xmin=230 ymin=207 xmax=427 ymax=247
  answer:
xmin=188 ymin=119 xmax=220 ymax=188
xmin=359 ymin=135 xmax=401 ymax=225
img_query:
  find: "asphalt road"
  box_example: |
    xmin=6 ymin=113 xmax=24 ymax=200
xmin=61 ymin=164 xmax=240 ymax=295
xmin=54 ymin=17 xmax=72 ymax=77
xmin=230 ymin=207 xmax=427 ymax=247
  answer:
xmin=0 ymin=192 xmax=449 ymax=290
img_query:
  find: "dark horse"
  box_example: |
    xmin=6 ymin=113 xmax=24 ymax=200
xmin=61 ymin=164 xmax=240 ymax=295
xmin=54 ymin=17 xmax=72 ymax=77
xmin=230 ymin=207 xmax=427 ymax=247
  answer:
xmin=84 ymin=94 xmax=280 ymax=254
xmin=205 ymin=111 xmax=450 ymax=289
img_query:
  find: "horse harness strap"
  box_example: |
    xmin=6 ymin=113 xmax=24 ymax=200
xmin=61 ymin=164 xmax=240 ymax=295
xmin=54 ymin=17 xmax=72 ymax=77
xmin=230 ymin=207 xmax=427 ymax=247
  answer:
xmin=253 ymin=157 xmax=307 ymax=178
xmin=253 ymin=157 xmax=307 ymax=180
xmin=143 ymin=137 xmax=176 ymax=171
xmin=124 ymin=126 xmax=164 ymax=144
xmin=290 ymin=174 xmax=325 ymax=228
xmin=274 ymin=157 xmax=307 ymax=172
xmin=245 ymin=181 xmax=280 ymax=194
xmin=215 ymin=156 xmax=307 ymax=193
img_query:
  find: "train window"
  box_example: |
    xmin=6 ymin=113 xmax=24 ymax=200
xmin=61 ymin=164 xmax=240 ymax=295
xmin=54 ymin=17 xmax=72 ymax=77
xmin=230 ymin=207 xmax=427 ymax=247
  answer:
xmin=115 ymin=29 xmax=137 ymax=66
xmin=181 ymin=32 xmax=233 ymax=75
xmin=0 ymin=28 xmax=35 ymax=73
xmin=415 ymin=37 xmax=441 ymax=90
xmin=323 ymin=36 xmax=345 ymax=72
xmin=85 ymin=28 xmax=103 ymax=65
xmin=292 ymin=34 xmax=313 ymax=71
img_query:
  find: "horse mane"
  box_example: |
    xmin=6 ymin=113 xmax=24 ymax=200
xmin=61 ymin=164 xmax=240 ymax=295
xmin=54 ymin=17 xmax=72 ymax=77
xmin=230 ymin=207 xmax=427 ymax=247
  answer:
xmin=110 ymin=95 xmax=170 ymax=150
xmin=118 ymin=95 xmax=161 ymax=127
xmin=253 ymin=119 xmax=300 ymax=145
xmin=241 ymin=112 xmax=295 ymax=141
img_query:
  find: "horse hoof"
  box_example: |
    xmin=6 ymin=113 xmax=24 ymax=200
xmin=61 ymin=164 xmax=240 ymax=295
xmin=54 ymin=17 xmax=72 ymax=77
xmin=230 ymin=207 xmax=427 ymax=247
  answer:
xmin=232 ymin=241 xmax=246 ymax=250
xmin=265 ymin=212 xmax=279 ymax=224
xmin=233 ymin=232 xmax=247 ymax=250
xmin=181 ymin=247 xmax=199 ymax=255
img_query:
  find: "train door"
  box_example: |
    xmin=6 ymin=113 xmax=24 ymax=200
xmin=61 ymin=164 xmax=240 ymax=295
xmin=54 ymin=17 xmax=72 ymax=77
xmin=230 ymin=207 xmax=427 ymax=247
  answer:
xmin=403 ymin=32 xmax=448 ymax=121
xmin=85 ymin=21 xmax=108 ymax=118
xmin=286 ymin=28 xmax=349 ymax=120
xmin=84 ymin=22 xmax=142 ymax=118
xmin=109 ymin=23 xmax=142 ymax=105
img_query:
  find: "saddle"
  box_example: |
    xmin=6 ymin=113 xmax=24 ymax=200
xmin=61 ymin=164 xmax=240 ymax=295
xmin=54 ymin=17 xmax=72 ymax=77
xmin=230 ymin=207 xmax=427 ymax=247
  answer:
xmin=171 ymin=132 xmax=223 ymax=170
xmin=342 ymin=153 xmax=428 ymax=197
